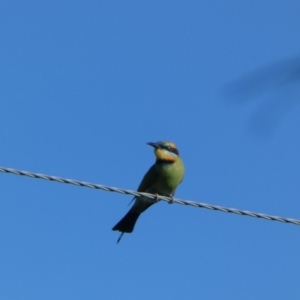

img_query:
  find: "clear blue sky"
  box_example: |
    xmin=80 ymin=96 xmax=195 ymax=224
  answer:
xmin=1 ymin=1 xmax=300 ymax=299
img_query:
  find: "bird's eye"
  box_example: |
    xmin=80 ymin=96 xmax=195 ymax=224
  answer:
xmin=163 ymin=146 xmax=179 ymax=155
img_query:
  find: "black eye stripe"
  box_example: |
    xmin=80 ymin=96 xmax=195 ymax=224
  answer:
xmin=162 ymin=145 xmax=179 ymax=155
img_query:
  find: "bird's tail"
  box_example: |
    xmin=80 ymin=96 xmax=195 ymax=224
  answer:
xmin=112 ymin=210 xmax=140 ymax=233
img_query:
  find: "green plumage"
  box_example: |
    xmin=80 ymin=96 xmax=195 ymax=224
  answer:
xmin=112 ymin=141 xmax=185 ymax=241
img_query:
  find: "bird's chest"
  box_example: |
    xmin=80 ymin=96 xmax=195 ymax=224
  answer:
xmin=154 ymin=164 xmax=182 ymax=194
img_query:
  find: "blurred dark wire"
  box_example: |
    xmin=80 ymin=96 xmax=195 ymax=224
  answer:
xmin=223 ymin=56 xmax=300 ymax=137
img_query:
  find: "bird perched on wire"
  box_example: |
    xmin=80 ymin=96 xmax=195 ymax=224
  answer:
xmin=112 ymin=141 xmax=185 ymax=243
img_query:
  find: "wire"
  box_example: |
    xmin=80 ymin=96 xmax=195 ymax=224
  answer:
xmin=0 ymin=166 xmax=299 ymax=226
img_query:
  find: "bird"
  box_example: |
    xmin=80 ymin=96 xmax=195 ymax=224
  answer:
xmin=112 ymin=141 xmax=185 ymax=243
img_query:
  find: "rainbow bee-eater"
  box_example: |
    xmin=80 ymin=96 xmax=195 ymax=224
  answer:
xmin=112 ymin=141 xmax=185 ymax=243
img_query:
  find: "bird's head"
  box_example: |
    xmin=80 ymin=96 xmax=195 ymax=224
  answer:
xmin=147 ymin=141 xmax=180 ymax=162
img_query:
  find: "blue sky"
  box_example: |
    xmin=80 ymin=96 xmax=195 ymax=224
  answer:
xmin=1 ymin=1 xmax=300 ymax=299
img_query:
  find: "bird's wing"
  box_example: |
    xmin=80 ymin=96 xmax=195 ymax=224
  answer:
xmin=137 ymin=164 xmax=159 ymax=192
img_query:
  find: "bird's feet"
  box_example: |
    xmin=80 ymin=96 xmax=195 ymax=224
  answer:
xmin=154 ymin=193 xmax=160 ymax=202
xmin=168 ymin=194 xmax=174 ymax=204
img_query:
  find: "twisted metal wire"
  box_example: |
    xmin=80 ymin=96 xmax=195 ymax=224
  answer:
xmin=1 ymin=166 xmax=299 ymax=226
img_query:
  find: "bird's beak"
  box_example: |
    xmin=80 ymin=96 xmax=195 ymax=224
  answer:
xmin=147 ymin=142 xmax=160 ymax=149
